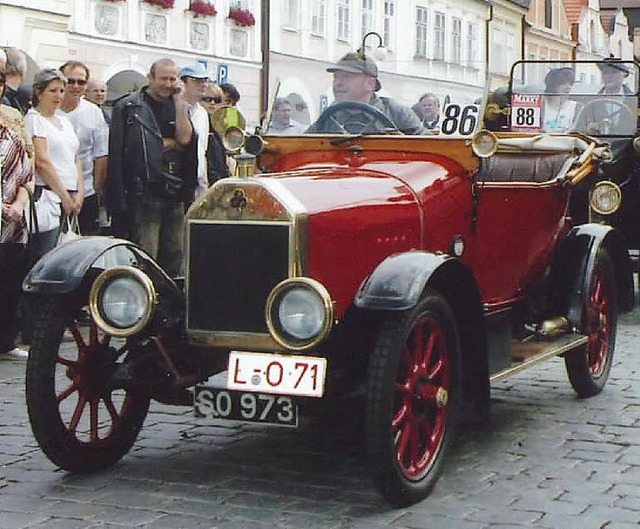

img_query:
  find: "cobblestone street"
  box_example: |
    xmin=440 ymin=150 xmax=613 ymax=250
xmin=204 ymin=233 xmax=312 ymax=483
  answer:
xmin=1 ymin=309 xmax=639 ymax=529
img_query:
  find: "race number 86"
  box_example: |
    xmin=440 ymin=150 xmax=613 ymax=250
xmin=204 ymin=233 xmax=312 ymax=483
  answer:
xmin=440 ymin=104 xmax=479 ymax=136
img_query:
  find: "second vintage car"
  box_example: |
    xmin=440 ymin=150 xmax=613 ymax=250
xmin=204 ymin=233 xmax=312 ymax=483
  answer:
xmin=24 ymin=58 xmax=634 ymax=506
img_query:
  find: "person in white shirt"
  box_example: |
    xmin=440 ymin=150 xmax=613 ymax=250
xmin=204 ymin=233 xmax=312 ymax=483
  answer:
xmin=179 ymin=64 xmax=210 ymax=199
xmin=269 ymin=97 xmax=306 ymax=135
xmin=25 ymin=68 xmax=83 ymax=259
xmin=59 ymin=61 xmax=109 ymax=234
xmin=542 ymin=67 xmax=578 ymax=133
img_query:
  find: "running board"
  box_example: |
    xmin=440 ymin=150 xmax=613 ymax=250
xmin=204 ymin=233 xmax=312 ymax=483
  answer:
xmin=490 ymin=333 xmax=588 ymax=383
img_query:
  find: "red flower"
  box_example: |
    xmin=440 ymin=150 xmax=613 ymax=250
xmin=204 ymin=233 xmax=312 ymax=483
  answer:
xmin=228 ymin=6 xmax=255 ymax=27
xmin=189 ymin=1 xmax=217 ymax=16
xmin=142 ymin=0 xmax=175 ymax=8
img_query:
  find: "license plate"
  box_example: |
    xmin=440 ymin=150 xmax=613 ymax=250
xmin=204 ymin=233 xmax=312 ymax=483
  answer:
xmin=194 ymin=387 xmax=298 ymax=427
xmin=227 ymin=351 xmax=327 ymax=398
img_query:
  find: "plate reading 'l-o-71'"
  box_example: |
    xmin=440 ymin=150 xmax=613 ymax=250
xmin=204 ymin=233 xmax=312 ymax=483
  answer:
xmin=227 ymin=351 xmax=327 ymax=398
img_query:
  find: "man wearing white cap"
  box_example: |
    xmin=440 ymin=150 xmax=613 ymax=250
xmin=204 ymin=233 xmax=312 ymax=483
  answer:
xmin=180 ymin=63 xmax=210 ymax=199
xmin=307 ymin=52 xmax=424 ymax=134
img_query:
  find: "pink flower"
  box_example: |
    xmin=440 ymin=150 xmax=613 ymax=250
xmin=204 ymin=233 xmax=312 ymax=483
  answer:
xmin=142 ymin=0 xmax=175 ymax=8
xmin=189 ymin=1 xmax=217 ymax=16
xmin=228 ymin=6 xmax=255 ymax=27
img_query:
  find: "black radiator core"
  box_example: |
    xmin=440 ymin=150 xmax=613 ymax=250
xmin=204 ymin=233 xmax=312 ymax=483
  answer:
xmin=187 ymin=222 xmax=290 ymax=333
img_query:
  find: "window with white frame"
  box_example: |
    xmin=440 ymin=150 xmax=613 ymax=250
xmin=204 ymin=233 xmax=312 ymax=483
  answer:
xmin=311 ymin=0 xmax=325 ymax=36
xmin=282 ymin=0 xmax=300 ymax=29
xmin=362 ymin=0 xmax=374 ymax=40
xmin=383 ymin=0 xmax=395 ymax=51
xmin=337 ymin=0 xmax=350 ymax=42
xmin=416 ymin=6 xmax=428 ymax=57
xmin=492 ymin=27 xmax=505 ymax=72
xmin=452 ymin=17 xmax=462 ymax=63
xmin=230 ymin=0 xmax=250 ymax=9
xmin=466 ymin=22 xmax=477 ymax=67
xmin=506 ymin=30 xmax=515 ymax=68
xmin=434 ymin=11 xmax=445 ymax=61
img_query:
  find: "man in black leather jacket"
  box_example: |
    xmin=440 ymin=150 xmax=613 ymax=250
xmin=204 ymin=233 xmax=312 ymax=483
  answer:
xmin=107 ymin=58 xmax=196 ymax=277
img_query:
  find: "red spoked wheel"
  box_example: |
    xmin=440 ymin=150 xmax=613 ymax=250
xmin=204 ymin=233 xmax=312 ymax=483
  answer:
xmin=565 ymin=249 xmax=617 ymax=397
xmin=367 ymin=290 xmax=460 ymax=506
xmin=26 ymin=297 xmax=150 ymax=472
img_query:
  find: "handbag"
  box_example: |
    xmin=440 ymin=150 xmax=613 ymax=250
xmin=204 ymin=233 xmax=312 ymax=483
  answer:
xmin=57 ymin=215 xmax=81 ymax=246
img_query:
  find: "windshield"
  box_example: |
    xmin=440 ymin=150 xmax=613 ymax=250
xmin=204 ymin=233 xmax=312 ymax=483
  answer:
xmin=506 ymin=60 xmax=639 ymax=138
xmin=263 ymin=54 xmax=486 ymax=138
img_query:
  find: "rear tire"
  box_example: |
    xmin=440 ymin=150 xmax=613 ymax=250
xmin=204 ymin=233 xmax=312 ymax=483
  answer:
xmin=26 ymin=296 xmax=150 ymax=472
xmin=564 ymin=250 xmax=617 ymax=397
xmin=366 ymin=290 xmax=460 ymax=506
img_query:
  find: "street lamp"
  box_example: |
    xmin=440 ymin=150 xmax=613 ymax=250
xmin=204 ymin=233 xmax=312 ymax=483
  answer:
xmin=357 ymin=31 xmax=387 ymax=62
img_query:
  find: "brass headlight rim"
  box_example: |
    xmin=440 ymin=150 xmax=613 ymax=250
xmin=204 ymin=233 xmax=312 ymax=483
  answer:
xmin=265 ymin=277 xmax=334 ymax=352
xmin=89 ymin=266 xmax=156 ymax=338
xmin=471 ymin=129 xmax=498 ymax=159
xmin=590 ymin=180 xmax=622 ymax=215
xmin=223 ymin=125 xmax=246 ymax=153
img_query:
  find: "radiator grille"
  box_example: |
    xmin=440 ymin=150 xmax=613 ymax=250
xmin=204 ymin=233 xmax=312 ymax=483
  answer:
xmin=187 ymin=222 xmax=290 ymax=333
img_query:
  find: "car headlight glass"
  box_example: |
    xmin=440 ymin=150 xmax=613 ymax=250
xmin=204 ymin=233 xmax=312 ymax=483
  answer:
xmin=590 ymin=181 xmax=621 ymax=215
xmin=266 ymin=278 xmax=334 ymax=351
xmin=90 ymin=266 xmax=156 ymax=337
xmin=101 ymin=277 xmax=148 ymax=328
xmin=279 ymin=288 xmax=325 ymax=340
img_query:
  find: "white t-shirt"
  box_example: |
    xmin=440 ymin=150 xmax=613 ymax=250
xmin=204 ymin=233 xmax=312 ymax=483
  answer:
xmin=191 ymin=102 xmax=210 ymax=197
xmin=57 ymin=98 xmax=109 ymax=198
xmin=25 ymin=108 xmax=80 ymax=193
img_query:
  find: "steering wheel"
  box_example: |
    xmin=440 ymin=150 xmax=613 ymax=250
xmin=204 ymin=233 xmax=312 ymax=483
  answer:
xmin=312 ymin=101 xmax=398 ymax=134
xmin=574 ymin=97 xmax=636 ymax=135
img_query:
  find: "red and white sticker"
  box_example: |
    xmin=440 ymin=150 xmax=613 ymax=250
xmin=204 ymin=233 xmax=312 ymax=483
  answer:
xmin=511 ymin=93 xmax=542 ymax=131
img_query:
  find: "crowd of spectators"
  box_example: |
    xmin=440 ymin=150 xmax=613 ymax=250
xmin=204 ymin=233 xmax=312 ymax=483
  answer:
xmin=0 ymin=48 xmax=238 ymax=358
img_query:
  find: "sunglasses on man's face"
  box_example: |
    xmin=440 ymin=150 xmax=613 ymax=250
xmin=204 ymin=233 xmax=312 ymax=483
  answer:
xmin=67 ymin=78 xmax=87 ymax=86
xmin=202 ymin=96 xmax=222 ymax=103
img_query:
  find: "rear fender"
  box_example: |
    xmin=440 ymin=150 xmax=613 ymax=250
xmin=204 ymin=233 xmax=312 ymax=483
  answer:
xmin=23 ymin=237 xmax=182 ymax=300
xmin=555 ymin=224 xmax=634 ymax=330
xmin=355 ymin=251 xmax=490 ymax=422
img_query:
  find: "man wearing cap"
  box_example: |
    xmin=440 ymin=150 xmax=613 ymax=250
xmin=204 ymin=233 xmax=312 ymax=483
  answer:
xmin=107 ymin=58 xmax=196 ymax=277
xmin=179 ymin=63 xmax=210 ymax=200
xmin=579 ymin=58 xmax=636 ymax=136
xmin=307 ymin=52 xmax=424 ymax=134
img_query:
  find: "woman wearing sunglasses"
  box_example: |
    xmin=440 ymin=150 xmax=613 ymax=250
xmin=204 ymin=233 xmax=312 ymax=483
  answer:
xmin=201 ymin=83 xmax=230 ymax=184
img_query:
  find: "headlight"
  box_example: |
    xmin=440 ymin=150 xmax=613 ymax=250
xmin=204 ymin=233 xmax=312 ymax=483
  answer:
xmin=471 ymin=129 xmax=498 ymax=158
xmin=590 ymin=181 xmax=622 ymax=215
xmin=266 ymin=278 xmax=334 ymax=351
xmin=89 ymin=266 xmax=156 ymax=337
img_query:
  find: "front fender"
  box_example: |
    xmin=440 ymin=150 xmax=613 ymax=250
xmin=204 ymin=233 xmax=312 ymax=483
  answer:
xmin=354 ymin=251 xmax=451 ymax=311
xmin=23 ymin=237 xmax=172 ymax=296
xmin=560 ymin=224 xmax=634 ymax=329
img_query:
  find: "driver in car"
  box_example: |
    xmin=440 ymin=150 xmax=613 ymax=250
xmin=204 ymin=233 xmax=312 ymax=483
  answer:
xmin=579 ymin=58 xmax=636 ymax=136
xmin=306 ymin=52 xmax=425 ymax=134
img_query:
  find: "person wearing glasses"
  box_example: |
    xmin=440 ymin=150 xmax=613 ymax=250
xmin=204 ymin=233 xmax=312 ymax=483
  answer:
xmin=58 ymin=61 xmax=109 ymax=235
xmin=200 ymin=83 xmax=230 ymax=184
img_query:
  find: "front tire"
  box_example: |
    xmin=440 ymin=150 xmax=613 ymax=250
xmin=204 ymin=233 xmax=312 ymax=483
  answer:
xmin=26 ymin=296 xmax=150 ymax=472
xmin=366 ymin=290 xmax=460 ymax=506
xmin=565 ymin=250 xmax=617 ymax=397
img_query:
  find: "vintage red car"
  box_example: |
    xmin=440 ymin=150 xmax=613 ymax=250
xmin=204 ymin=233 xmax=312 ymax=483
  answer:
xmin=24 ymin=76 xmax=634 ymax=506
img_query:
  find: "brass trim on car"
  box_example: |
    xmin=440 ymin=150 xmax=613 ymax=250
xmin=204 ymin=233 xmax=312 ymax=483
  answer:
xmin=185 ymin=178 xmax=311 ymax=347
xmin=265 ymin=277 xmax=334 ymax=352
xmin=590 ymin=180 xmax=622 ymax=215
xmin=89 ymin=266 xmax=156 ymax=338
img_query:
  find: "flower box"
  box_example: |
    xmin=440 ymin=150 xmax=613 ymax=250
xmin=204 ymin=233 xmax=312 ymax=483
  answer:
xmin=142 ymin=0 xmax=174 ymax=8
xmin=228 ymin=6 xmax=255 ymax=27
xmin=189 ymin=1 xmax=217 ymax=16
